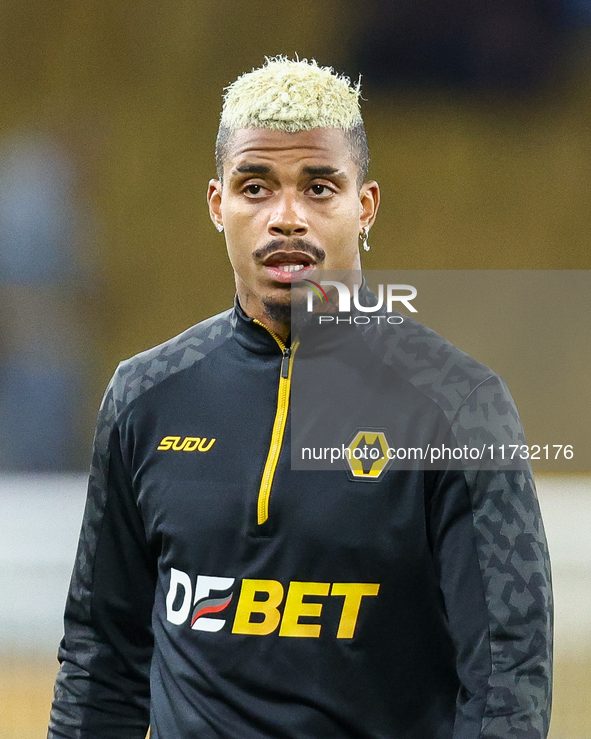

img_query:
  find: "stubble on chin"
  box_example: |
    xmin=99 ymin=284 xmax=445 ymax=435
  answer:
xmin=262 ymin=287 xmax=312 ymax=335
xmin=261 ymin=297 xmax=291 ymax=328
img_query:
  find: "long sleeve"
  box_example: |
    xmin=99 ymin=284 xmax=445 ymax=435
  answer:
xmin=428 ymin=376 xmax=553 ymax=739
xmin=48 ymin=375 xmax=156 ymax=738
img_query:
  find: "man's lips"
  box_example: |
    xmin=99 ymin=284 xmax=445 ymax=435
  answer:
xmin=254 ymin=239 xmax=325 ymax=264
xmin=263 ymin=251 xmax=315 ymax=268
xmin=255 ymin=239 xmax=325 ymax=284
xmin=262 ymin=253 xmax=315 ymax=283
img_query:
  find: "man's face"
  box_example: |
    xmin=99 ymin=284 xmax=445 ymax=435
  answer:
xmin=207 ymin=127 xmax=379 ymax=330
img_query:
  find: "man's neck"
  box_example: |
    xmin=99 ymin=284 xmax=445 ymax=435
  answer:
xmin=236 ymin=294 xmax=291 ymax=344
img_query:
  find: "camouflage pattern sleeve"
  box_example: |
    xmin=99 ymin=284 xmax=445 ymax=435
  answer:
xmin=428 ymin=375 xmax=553 ymax=739
xmin=48 ymin=369 xmax=155 ymax=739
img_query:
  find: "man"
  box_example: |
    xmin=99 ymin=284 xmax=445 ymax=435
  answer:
xmin=48 ymin=57 xmax=552 ymax=738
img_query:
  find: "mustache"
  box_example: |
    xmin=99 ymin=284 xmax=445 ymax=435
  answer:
xmin=253 ymin=238 xmax=326 ymax=264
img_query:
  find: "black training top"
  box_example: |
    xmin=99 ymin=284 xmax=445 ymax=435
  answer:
xmin=48 ymin=298 xmax=552 ymax=739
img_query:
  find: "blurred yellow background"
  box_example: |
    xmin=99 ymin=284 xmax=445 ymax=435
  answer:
xmin=0 ymin=2 xmax=589 ymax=737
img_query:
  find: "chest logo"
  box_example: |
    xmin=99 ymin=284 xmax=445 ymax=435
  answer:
xmin=345 ymin=430 xmax=390 ymax=480
xmin=166 ymin=568 xmax=380 ymax=639
xmin=157 ymin=436 xmax=216 ymax=452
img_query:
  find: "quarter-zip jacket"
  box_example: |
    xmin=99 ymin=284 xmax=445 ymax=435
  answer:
xmin=48 ymin=299 xmax=552 ymax=739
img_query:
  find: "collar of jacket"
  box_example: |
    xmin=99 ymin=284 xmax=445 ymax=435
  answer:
xmin=232 ymin=296 xmax=288 ymax=355
xmin=231 ymin=279 xmax=385 ymax=359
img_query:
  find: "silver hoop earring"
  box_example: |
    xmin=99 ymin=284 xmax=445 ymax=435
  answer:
xmin=360 ymin=227 xmax=370 ymax=252
xmin=216 ymin=223 xmax=224 ymax=233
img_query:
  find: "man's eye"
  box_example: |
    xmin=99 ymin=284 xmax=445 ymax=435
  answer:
xmin=309 ymin=184 xmax=333 ymax=196
xmin=244 ymin=184 xmax=265 ymax=196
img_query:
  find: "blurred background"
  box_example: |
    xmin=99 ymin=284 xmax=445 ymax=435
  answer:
xmin=0 ymin=1 xmax=590 ymax=737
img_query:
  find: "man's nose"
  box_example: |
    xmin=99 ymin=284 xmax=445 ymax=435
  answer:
xmin=267 ymin=193 xmax=308 ymax=236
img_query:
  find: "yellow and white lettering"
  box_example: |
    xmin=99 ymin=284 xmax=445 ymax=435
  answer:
xmin=157 ymin=436 xmax=179 ymax=451
xmin=181 ymin=437 xmax=201 ymax=452
xmin=232 ymin=579 xmax=284 ymax=635
xmin=331 ymin=583 xmax=380 ymax=639
xmin=191 ymin=575 xmax=235 ymax=632
xmin=166 ymin=568 xmax=192 ymax=624
xmin=279 ymin=581 xmax=330 ymax=638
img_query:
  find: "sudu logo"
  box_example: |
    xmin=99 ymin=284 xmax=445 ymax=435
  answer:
xmin=157 ymin=436 xmax=216 ymax=452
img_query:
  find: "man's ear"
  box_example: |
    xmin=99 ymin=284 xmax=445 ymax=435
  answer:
xmin=207 ymin=179 xmax=224 ymax=231
xmin=358 ymin=180 xmax=380 ymax=231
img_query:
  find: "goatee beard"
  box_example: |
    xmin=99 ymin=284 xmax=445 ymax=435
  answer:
xmin=262 ymin=294 xmax=313 ymax=334
xmin=262 ymin=299 xmax=291 ymax=327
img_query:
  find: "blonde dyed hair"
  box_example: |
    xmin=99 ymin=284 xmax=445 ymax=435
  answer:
xmin=215 ymin=56 xmax=369 ymax=187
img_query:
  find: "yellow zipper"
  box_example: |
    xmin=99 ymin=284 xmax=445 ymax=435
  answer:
xmin=253 ymin=319 xmax=298 ymax=525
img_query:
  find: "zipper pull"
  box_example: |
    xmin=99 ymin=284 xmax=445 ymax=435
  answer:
xmin=280 ymin=347 xmax=292 ymax=378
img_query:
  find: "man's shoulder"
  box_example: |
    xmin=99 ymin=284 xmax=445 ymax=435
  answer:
xmin=108 ymin=308 xmax=235 ymax=412
xmin=370 ymin=312 xmax=503 ymax=418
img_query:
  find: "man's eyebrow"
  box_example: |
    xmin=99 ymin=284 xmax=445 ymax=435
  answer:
xmin=230 ymin=163 xmax=348 ymax=180
xmin=302 ymin=166 xmax=348 ymax=179
xmin=233 ymin=164 xmax=272 ymax=175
